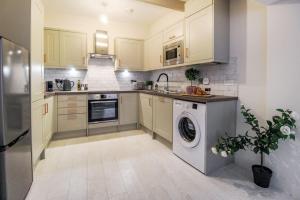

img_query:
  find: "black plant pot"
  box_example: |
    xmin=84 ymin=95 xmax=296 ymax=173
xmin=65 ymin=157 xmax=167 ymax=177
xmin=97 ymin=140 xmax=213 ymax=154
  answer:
xmin=252 ymin=165 xmax=273 ymax=188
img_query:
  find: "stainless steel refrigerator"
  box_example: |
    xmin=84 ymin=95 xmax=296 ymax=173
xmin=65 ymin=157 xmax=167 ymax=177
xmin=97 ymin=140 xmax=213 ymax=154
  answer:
xmin=0 ymin=37 xmax=32 ymax=200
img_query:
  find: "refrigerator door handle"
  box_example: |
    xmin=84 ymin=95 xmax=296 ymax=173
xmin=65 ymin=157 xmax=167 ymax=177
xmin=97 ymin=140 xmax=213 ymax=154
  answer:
xmin=0 ymin=129 xmax=30 ymax=152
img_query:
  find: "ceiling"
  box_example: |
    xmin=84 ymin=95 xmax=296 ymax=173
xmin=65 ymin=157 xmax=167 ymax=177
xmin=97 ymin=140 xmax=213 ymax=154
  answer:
xmin=44 ymin=0 xmax=180 ymax=25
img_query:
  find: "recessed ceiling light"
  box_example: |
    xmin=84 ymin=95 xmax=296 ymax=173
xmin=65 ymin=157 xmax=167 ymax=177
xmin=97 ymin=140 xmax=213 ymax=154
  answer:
xmin=99 ymin=14 xmax=108 ymax=25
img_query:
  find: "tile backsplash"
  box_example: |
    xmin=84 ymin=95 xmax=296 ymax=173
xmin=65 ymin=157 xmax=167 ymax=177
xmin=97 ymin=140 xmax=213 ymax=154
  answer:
xmin=44 ymin=57 xmax=238 ymax=96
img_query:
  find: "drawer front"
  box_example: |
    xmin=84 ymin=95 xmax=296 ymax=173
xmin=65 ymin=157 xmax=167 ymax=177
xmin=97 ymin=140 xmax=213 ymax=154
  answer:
xmin=58 ymin=107 xmax=86 ymax=115
xmin=58 ymin=95 xmax=87 ymax=102
xmin=58 ymin=101 xmax=86 ymax=108
xmin=58 ymin=114 xmax=87 ymax=132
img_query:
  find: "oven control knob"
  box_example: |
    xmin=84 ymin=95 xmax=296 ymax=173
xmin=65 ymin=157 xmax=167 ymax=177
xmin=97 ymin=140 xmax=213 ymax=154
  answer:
xmin=101 ymin=94 xmax=106 ymax=99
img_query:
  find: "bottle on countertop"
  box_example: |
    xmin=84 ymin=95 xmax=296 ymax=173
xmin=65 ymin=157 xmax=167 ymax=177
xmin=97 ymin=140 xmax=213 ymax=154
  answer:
xmin=77 ymin=80 xmax=81 ymax=91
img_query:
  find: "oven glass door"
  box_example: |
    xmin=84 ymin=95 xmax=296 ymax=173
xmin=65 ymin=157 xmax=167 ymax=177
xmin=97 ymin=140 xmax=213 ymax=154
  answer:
xmin=88 ymin=99 xmax=118 ymax=123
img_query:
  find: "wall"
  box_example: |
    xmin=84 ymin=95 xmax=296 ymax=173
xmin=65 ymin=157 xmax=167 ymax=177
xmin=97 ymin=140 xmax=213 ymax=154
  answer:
xmin=0 ymin=0 xmax=31 ymax=49
xmin=45 ymin=59 xmax=150 ymax=91
xmin=265 ymin=3 xmax=300 ymax=198
xmin=234 ymin=0 xmax=268 ymax=174
xmin=44 ymin=12 xmax=149 ymax=54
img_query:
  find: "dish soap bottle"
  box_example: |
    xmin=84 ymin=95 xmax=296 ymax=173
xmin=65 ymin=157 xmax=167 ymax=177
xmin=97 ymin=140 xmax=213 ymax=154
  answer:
xmin=77 ymin=80 xmax=81 ymax=91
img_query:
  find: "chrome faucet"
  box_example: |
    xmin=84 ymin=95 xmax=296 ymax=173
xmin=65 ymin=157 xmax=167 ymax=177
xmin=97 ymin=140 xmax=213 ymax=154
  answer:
xmin=156 ymin=73 xmax=169 ymax=92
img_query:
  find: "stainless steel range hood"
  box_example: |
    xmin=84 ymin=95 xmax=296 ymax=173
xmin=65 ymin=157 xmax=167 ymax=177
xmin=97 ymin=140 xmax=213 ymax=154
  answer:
xmin=89 ymin=30 xmax=115 ymax=60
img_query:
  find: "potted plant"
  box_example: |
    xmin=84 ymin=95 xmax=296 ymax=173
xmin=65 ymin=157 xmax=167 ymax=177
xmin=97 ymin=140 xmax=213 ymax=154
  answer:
xmin=211 ymin=105 xmax=299 ymax=188
xmin=185 ymin=68 xmax=200 ymax=95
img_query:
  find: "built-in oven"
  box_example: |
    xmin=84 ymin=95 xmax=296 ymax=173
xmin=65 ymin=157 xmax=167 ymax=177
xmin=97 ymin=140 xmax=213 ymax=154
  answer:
xmin=88 ymin=94 xmax=118 ymax=123
xmin=163 ymin=40 xmax=184 ymax=66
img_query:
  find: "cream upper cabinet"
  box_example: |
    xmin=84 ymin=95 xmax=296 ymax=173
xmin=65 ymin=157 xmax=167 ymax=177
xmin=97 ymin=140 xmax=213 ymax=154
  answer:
xmin=115 ymin=38 xmax=144 ymax=71
xmin=60 ymin=31 xmax=87 ymax=69
xmin=119 ymin=93 xmax=138 ymax=125
xmin=139 ymin=93 xmax=153 ymax=131
xmin=185 ymin=6 xmax=213 ymax=64
xmin=44 ymin=29 xmax=60 ymax=67
xmin=144 ymin=33 xmax=163 ymax=70
xmin=31 ymin=0 xmax=44 ymax=103
xmin=163 ymin=21 xmax=184 ymax=44
xmin=153 ymin=96 xmax=173 ymax=142
xmin=185 ymin=0 xmax=229 ymax=64
xmin=31 ymin=99 xmax=45 ymax=166
xmin=185 ymin=0 xmax=213 ymax=17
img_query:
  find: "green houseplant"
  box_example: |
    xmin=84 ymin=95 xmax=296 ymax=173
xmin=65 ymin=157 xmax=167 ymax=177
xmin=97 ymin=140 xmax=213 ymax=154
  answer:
xmin=185 ymin=68 xmax=200 ymax=94
xmin=212 ymin=105 xmax=299 ymax=188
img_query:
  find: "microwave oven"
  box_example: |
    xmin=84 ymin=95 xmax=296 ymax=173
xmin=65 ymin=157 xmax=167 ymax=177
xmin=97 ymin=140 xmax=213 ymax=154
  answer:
xmin=163 ymin=40 xmax=184 ymax=66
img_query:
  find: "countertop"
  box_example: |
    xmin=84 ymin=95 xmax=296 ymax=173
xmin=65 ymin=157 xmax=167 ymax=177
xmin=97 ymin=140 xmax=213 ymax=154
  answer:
xmin=45 ymin=90 xmax=238 ymax=103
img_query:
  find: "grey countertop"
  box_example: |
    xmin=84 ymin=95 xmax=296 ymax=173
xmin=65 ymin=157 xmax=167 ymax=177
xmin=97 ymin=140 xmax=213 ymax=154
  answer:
xmin=45 ymin=90 xmax=238 ymax=103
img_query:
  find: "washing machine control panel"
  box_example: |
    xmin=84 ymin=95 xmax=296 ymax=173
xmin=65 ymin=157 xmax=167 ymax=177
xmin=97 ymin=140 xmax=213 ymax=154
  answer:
xmin=192 ymin=104 xmax=198 ymax=110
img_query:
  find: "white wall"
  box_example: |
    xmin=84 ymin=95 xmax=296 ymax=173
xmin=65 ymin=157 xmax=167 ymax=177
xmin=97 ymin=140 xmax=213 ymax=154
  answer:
xmin=234 ymin=0 xmax=268 ymax=170
xmin=265 ymin=3 xmax=300 ymax=198
xmin=147 ymin=11 xmax=184 ymax=37
xmin=44 ymin=12 xmax=149 ymax=54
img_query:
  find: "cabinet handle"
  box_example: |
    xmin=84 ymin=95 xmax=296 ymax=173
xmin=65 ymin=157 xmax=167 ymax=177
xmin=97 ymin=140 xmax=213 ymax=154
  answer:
xmin=185 ymin=48 xmax=189 ymax=58
xmin=119 ymin=59 xmax=121 ymax=66
xmin=46 ymin=103 xmax=48 ymax=114
xmin=67 ymin=115 xmax=78 ymax=120
xmin=43 ymin=104 xmax=47 ymax=115
xmin=160 ymin=55 xmax=162 ymax=64
xmin=44 ymin=54 xmax=47 ymax=63
xmin=159 ymin=97 xmax=164 ymax=103
xmin=169 ymin=35 xmax=176 ymax=40
xmin=149 ymin=98 xmax=152 ymax=107
xmin=82 ymin=57 xmax=86 ymax=65
xmin=120 ymin=96 xmax=123 ymax=104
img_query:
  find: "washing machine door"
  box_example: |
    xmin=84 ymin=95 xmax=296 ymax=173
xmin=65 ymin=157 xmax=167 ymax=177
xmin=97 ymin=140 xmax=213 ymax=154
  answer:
xmin=176 ymin=112 xmax=201 ymax=148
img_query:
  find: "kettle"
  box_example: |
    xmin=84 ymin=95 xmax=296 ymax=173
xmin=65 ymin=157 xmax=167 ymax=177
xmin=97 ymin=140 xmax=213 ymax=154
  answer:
xmin=55 ymin=79 xmax=75 ymax=91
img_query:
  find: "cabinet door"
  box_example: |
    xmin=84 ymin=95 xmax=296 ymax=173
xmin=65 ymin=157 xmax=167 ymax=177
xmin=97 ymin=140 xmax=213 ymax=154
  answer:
xmin=146 ymin=33 xmax=163 ymax=70
xmin=31 ymin=0 xmax=44 ymax=103
xmin=44 ymin=29 xmax=60 ymax=67
xmin=115 ymin=38 xmax=143 ymax=71
xmin=153 ymin=96 xmax=173 ymax=142
xmin=185 ymin=6 xmax=213 ymax=64
xmin=163 ymin=21 xmax=184 ymax=43
xmin=119 ymin=93 xmax=138 ymax=125
xmin=185 ymin=0 xmax=213 ymax=17
xmin=60 ymin=31 xmax=87 ymax=68
xmin=139 ymin=94 xmax=153 ymax=130
xmin=43 ymin=97 xmax=54 ymax=146
xmin=31 ymin=99 xmax=45 ymax=165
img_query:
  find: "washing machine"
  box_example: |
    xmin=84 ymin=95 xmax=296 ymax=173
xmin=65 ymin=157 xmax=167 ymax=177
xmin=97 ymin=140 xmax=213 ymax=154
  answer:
xmin=173 ymin=99 xmax=237 ymax=175
xmin=173 ymin=100 xmax=207 ymax=173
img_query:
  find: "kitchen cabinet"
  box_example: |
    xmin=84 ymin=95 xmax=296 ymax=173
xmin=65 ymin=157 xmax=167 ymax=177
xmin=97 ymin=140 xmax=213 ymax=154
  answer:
xmin=119 ymin=93 xmax=138 ymax=125
xmin=163 ymin=21 xmax=184 ymax=44
xmin=60 ymin=31 xmax=87 ymax=69
xmin=144 ymin=33 xmax=163 ymax=70
xmin=139 ymin=93 xmax=153 ymax=131
xmin=43 ymin=96 xmax=57 ymax=146
xmin=44 ymin=28 xmax=87 ymax=69
xmin=57 ymin=95 xmax=87 ymax=133
xmin=31 ymin=0 xmax=44 ymax=103
xmin=153 ymin=96 xmax=173 ymax=142
xmin=185 ymin=0 xmax=213 ymax=17
xmin=44 ymin=29 xmax=60 ymax=67
xmin=115 ymin=38 xmax=144 ymax=71
xmin=31 ymin=99 xmax=45 ymax=166
xmin=185 ymin=0 xmax=229 ymax=65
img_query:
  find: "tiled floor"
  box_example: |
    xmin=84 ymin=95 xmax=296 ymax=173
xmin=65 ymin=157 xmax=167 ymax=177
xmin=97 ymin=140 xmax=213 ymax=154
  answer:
xmin=26 ymin=130 xmax=294 ymax=200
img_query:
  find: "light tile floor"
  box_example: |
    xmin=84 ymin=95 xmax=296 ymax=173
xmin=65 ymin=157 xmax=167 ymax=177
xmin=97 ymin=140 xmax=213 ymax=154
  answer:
xmin=26 ymin=130 xmax=294 ymax=200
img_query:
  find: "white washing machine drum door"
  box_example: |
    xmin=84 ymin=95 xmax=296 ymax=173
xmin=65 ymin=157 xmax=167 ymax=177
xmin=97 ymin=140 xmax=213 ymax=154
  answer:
xmin=176 ymin=112 xmax=201 ymax=148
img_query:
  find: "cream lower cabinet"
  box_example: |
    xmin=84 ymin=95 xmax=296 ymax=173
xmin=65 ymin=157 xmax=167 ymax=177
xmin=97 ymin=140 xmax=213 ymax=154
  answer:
xmin=57 ymin=95 xmax=87 ymax=132
xmin=139 ymin=94 xmax=153 ymax=130
xmin=31 ymin=99 xmax=45 ymax=166
xmin=119 ymin=93 xmax=138 ymax=125
xmin=43 ymin=96 xmax=57 ymax=146
xmin=115 ymin=38 xmax=144 ymax=71
xmin=153 ymin=96 xmax=173 ymax=142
